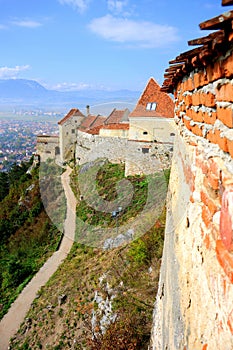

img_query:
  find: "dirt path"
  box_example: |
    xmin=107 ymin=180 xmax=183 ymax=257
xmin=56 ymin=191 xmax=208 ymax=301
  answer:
xmin=0 ymin=166 xmax=77 ymax=350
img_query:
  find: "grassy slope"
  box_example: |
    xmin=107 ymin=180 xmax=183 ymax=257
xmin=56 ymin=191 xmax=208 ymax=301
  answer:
xmin=0 ymin=161 xmax=65 ymax=320
xmin=9 ymin=161 xmax=169 ymax=350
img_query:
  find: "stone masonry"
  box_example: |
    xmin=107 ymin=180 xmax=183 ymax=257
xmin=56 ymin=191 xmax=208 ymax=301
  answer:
xmin=75 ymin=130 xmax=173 ymax=176
xmin=151 ymin=3 xmax=233 ymax=350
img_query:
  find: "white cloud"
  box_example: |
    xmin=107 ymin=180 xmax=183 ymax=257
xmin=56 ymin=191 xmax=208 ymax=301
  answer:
xmin=51 ymin=82 xmax=94 ymax=91
xmin=0 ymin=65 xmax=30 ymax=79
xmin=107 ymin=0 xmax=128 ymax=14
xmin=88 ymin=15 xmax=180 ymax=48
xmin=11 ymin=20 xmax=42 ymax=28
xmin=58 ymin=0 xmax=90 ymax=13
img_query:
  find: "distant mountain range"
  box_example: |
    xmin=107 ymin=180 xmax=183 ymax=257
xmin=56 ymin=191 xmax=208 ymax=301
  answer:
xmin=0 ymin=79 xmax=140 ymax=114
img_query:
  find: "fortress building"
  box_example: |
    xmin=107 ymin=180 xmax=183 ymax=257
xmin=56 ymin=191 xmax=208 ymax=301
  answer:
xmin=36 ymin=77 xmax=175 ymax=174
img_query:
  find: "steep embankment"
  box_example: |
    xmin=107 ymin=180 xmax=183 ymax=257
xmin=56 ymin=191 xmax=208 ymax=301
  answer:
xmin=0 ymin=166 xmax=76 ymax=350
xmin=9 ymin=161 xmax=169 ymax=349
xmin=0 ymin=161 xmax=64 ymax=321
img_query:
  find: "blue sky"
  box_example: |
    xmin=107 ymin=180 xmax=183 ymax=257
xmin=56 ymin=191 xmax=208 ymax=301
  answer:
xmin=0 ymin=0 xmax=225 ymax=91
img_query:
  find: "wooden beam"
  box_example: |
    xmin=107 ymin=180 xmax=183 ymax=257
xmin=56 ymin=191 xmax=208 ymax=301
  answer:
xmin=199 ymin=10 xmax=233 ymax=30
xmin=177 ymin=46 xmax=203 ymax=60
xmin=188 ymin=30 xmax=224 ymax=46
xmin=222 ymin=0 xmax=233 ymax=6
xmin=169 ymin=58 xmax=187 ymax=64
xmin=165 ymin=64 xmax=184 ymax=72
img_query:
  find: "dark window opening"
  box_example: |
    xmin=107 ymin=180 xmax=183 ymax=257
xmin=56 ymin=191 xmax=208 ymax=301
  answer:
xmin=143 ymin=131 xmax=148 ymax=135
xmin=72 ymin=129 xmax=75 ymax=134
xmin=142 ymin=148 xmax=149 ymax=154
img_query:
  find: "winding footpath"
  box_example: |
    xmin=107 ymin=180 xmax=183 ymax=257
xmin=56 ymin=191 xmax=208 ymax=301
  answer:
xmin=0 ymin=166 xmax=77 ymax=350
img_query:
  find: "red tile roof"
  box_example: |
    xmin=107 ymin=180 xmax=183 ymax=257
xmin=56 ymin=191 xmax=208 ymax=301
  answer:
xmin=79 ymin=115 xmax=107 ymax=134
xmin=85 ymin=125 xmax=103 ymax=135
xmin=58 ymin=108 xmax=85 ymax=125
xmin=105 ymin=108 xmax=130 ymax=124
xmin=92 ymin=115 xmax=106 ymax=128
xmin=161 ymin=5 xmax=233 ymax=92
xmin=129 ymin=77 xmax=174 ymax=118
xmin=79 ymin=115 xmax=98 ymax=130
xmin=100 ymin=123 xmax=129 ymax=130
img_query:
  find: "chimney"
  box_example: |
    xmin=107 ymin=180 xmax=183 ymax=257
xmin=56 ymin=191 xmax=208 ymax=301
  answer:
xmin=86 ymin=105 xmax=90 ymax=116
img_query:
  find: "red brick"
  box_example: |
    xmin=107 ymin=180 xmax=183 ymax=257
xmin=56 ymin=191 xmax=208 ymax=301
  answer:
xmin=194 ymin=71 xmax=208 ymax=89
xmin=213 ymin=61 xmax=224 ymax=81
xmin=216 ymin=240 xmax=233 ymax=283
xmin=206 ymin=129 xmax=215 ymax=143
xmin=191 ymin=124 xmax=203 ymax=137
xmin=216 ymin=84 xmax=226 ymax=101
xmin=227 ymin=309 xmax=233 ymax=334
xmin=191 ymin=110 xmax=204 ymax=123
xmin=214 ymin=129 xmax=229 ymax=153
xmin=204 ymin=92 xmax=216 ymax=108
xmin=186 ymin=109 xmax=192 ymax=119
xmin=190 ymin=195 xmax=195 ymax=203
xmin=183 ymin=118 xmax=192 ymax=131
xmin=206 ymin=61 xmax=224 ymax=83
xmin=196 ymin=157 xmax=208 ymax=174
xmin=200 ymin=190 xmax=218 ymax=215
xmin=184 ymin=94 xmax=192 ymax=106
xmin=186 ymin=77 xmax=194 ymax=91
xmin=208 ymin=171 xmax=220 ymax=190
xmin=207 ymin=64 xmax=220 ymax=83
xmin=200 ymin=71 xmax=208 ymax=87
xmin=202 ymin=205 xmax=212 ymax=228
xmin=217 ymin=106 xmax=233 ymax=128
xmin=222 ymin=53 xmax=233 ymax=78
xmin=216 ymin=84 xmax=233 ymax=103
xmin=227 ymin=138 xmax=233 ymax=158
xmin=209 ymin=158 xmax=220 ymax=177
xmin=204 ymin=234 xmax=211 ymax=249
xmin=181 ymin=104 xmax=186 ymax=112
xmin=204 ymin=111 xmax=217 ymax=125
xmin=220 ymin=188 xmax=233 ymax=250
xmin=192 ymin=92 xmax=201 ymax=105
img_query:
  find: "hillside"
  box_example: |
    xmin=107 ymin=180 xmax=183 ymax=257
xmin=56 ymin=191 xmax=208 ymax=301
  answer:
xmin=0 ymin=160 xmax=65 ymax=320
xmin=8 ymin=161 xmax=169 ymax=349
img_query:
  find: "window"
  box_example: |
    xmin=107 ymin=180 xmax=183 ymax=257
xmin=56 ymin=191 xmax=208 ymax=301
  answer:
xmin=72 ymin=129 xmax=75 ymax=134
xmin=146 ymin=102 xmax=157 ymax=111
xmin=142 ymin=148 xmax=149 ymax=154
xmin=170 ymin=132 xmax=175 ymax=136
xmin=143 ymin=131 xmax=148 ymax=135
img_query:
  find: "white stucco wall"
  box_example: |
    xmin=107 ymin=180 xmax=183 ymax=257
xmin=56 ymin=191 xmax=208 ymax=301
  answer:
xmin=129 ymin=117 xmax=175 ymax=143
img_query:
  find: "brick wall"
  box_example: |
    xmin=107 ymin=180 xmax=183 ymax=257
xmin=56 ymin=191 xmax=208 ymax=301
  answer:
xmin=175 ymin=50 xmax=233 ymax=156
xmin=151 ymin=6 xmax=233 ymax=350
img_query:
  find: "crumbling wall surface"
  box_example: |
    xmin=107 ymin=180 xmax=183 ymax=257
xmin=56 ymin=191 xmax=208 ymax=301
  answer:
xmin=76 ymin=130 xmax=172 ymax=176
xmin=151 ymin=48 xmax=233 ymax=349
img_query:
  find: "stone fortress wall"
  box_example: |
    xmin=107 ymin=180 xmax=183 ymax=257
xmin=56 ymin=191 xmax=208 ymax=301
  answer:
xmin=75 ymin=130 xmax=173 ymax=176
xmin=150 ymin=3 xmax=233 ymax=350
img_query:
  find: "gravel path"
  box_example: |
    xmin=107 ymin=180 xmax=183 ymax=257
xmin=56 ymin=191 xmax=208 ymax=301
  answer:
xmin=0 ymin=166 xmax=76 ymax=350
